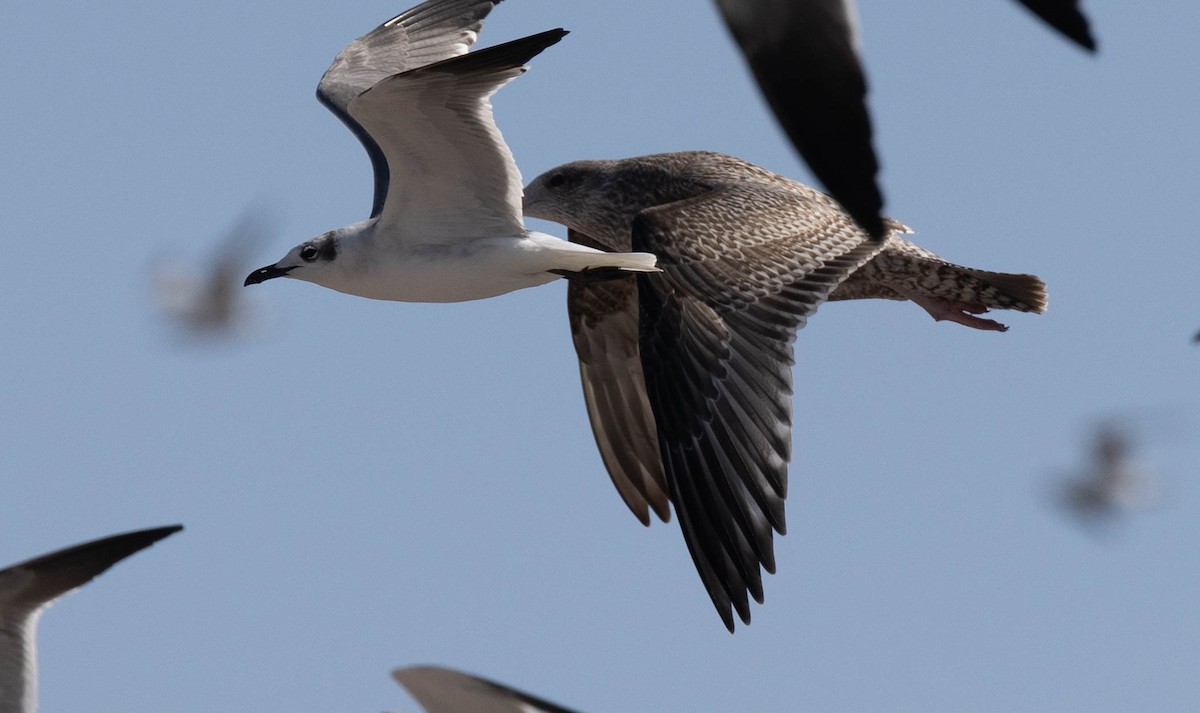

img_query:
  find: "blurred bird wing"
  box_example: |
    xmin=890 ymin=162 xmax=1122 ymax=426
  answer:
xmin=713 ymin=0 xmax=885 ymax=239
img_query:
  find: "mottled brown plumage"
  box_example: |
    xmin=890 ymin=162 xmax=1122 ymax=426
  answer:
xmin=523 ymin=151 xmax=1046 ymax=630
xmin=830 ymin=235 xmax=1047 ymax=331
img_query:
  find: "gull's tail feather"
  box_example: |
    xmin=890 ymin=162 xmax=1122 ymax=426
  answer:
xmin=550 ymin=250 xmax=660 ymax=276
xmin=606 ymin=251 xmax=659 ymax=273
xmin=961 ymin=267 xmax=1048 ymax=313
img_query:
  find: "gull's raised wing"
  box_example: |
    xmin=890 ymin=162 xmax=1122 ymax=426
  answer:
xmin=317 ymin=0 xmax=499 ymax=218
xmin=1012 ymin=0 xmax=1097 ymax=51
xmin=347 ymin=29 xmax=566 ymax=244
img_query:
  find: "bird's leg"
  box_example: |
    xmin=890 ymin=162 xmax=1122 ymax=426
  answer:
xmin=897 ymin=290 xmax=1009 ymax=332
xmin=549 ymin=266 xmax=634 ymax=283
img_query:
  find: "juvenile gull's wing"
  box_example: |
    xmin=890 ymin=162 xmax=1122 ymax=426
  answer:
xmin=394 ymin=666 xmax=582 ymax=713
xmin=317 ymin=0 xmax=499 ymax=218
xmin=632 ymin=184 xmax=883 ymax=630
xmin=347 ymin=30 xmax=566 ymax=244
xmin=713 ymin=0 xmax=885 ymax=241
xmin=0 ymin=525 xmax=182 ymax=713
xmin=567 ymin=229 xmax=670 ymax=527
xmin=1012 ymin=0 xmax=1097 ymax=51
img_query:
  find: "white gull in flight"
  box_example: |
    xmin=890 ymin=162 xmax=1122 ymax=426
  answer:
xmin=394 ymin=666 xmax=579 ymax=713
xmin=0 ymin=525 xmax=181 ymax=713
xmin=244 ymin=0 xmax=657 ymax=300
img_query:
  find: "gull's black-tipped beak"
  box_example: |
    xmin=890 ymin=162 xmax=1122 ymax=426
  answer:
xmin=244 ymin=264 xmax=294 ymax=286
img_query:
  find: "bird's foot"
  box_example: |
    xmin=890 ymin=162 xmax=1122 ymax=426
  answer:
xmin=549 ymin=266 xmax=633 ymax=283
xmin=909 ymin=294 xmax=1009 ymax=332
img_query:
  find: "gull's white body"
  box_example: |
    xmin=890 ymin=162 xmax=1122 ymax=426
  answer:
xmin=0 ymin=526 xmax=181 ymax=713
xmin=313 ymin=222 xmax=637 ymax=303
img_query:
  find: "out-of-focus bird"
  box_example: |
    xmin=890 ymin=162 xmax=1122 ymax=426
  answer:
xmin=0 ymin=525 xmax=182 ymax=713
xmin=393 ymin=666 xmax=580 ymax=713
xmin=152 ymin=210 xmax=274 ymax=339
xmin=712 ymin=0 xmax=1096 ymax=240
xmin=1058 ymin=424 xmax=1157 ymax=526
xmin=524 ymin=150 xmax=1046 ymax=630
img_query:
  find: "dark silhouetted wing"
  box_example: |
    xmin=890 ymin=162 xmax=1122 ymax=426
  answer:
xmin=713 ymin=0 xmax=885 ymax=241
xmin=1012 ymin=0 xmax=1097 ymax=51
xmin=0 ymin=525 xmax=182 ymax=713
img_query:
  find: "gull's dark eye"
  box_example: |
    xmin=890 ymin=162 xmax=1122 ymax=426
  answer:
xmin=546 ymin=171 xmax=569 ymax=189
xmin=300 ymin=245 xmax=319 ymax=262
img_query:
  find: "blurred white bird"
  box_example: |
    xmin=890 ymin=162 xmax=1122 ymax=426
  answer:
xmin=393 ymin=666 xmax=580 ymax=713
xmin=0 ymin=525 xmax=181 ymax=713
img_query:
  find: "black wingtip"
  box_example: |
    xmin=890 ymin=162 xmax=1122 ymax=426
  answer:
xmin=14 ymin=524 xmax=184 ymax=591
xmin=422 ymin=28 xmax=569 ymax=76
xmin=1013 ymin=0 xmax=1098 ymax=52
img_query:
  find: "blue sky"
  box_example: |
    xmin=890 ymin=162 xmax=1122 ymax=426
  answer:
xmin=2 ymin=1 xmax=1198 ymax=711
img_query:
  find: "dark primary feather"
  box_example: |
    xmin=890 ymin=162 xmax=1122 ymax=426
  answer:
xmin=0 ymin=525 xmax=182 ymax=612
xmin=714 ymin=0 xmax=885 ymax=241
xmin=713 ymin=0 xmax=1097 ymax=241
xmin=1012 ymin=0 xmax=1097 ymax=51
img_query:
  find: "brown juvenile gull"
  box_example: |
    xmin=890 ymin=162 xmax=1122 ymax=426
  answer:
xmin=712 ymin=0 xmax=1096 ymax=241
xmin=394 ymin=666 xmax=580 ymax=713
xmin=0 ymin=525 xmax=182 ymax=713
xmin=244 ymin=0 xmax=656 ymax=301
xmin=523 ymin=150 xmax=1046 ymax=630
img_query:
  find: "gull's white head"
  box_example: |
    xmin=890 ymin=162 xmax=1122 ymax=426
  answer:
xmin=244 ymin=222 xmax=368 ymax=292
